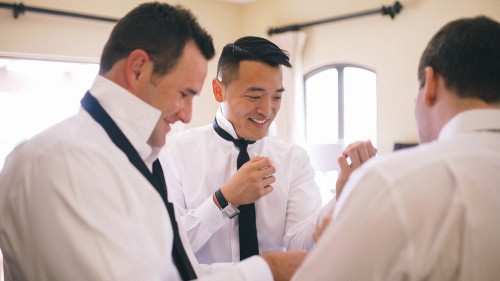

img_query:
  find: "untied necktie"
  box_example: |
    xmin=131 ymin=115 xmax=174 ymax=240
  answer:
xmin=81 ymin=92 xmax=197 ymax=280
xmin=152 ymin=160 xmax=197 ymax=280
xmin=213 ymin=119 xmax=259 ymax=260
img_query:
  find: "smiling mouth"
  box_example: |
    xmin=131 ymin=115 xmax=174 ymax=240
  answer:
xmin=250 ymin=118 xmax=268 ymax=124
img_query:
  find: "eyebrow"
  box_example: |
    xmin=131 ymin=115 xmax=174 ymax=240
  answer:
xmin=185 ymin=88 xmax=199 ymax=96
xmin=246 ymin=87 xmax=285 ymax=93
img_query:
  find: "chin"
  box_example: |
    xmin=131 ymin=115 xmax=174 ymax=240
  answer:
xmin=250 ymin=132 xmax=268 ymax=141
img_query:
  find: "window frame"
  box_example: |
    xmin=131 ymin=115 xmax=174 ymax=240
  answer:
xmin=303 ymin=63 xmax=376 ymax=144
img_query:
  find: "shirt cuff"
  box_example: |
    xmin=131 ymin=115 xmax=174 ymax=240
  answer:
xmin=200 ymin=194 xmax=229 ymax=226
xmin=184 ymin=195 xmax=228 ymax=252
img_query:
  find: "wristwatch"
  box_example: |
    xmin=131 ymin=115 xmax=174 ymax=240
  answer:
xmin=215 ymin=188 xmax=240 ymax=219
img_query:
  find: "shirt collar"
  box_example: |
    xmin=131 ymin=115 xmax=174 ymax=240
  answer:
xmin=88 ymin=75 xmax=162 ymax=162
xmin=439 ymin=109 xmax=500 ymax=141
xmin=215 ymin=106 xmax=239 ymax=139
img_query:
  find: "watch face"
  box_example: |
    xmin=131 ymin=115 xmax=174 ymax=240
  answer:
xmin=223 ymin=204 xmax=240 ymax=219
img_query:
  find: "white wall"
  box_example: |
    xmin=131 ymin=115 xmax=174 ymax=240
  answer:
xmin=1 ymin=0 xmax=499 ymax=154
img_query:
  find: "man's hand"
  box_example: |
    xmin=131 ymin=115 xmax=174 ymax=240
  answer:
xmin=336 ymin=140 xmax=377 ymax=199
xmin=220 ymin=157 xmax=275 ymax=207
xmin=261 ymin=251 xmax=307 ymax=281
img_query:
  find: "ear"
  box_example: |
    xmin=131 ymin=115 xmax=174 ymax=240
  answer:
xmin=422 ymin=66 xmax=438 ymax=107
xmin=212 ymin=78 xmax=224 ymax=103
xmin=124 ymin=49 xmax=150 ymax=88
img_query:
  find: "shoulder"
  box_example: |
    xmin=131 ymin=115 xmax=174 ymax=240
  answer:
xmin=262 ymin=136 xmax=308 ymax=155
xmin=5 ymin=113 xmax=115 ymax=174
xmin=259 ymin=137 xmax=312 ymax=171
xmin=342 ymin=140 xmax=463 ymax=204
xmin=163 ymin=124 xmax=220 ymax=157
xmin=356 ymin=142 xmax=440 ymax=184
xmin=167 ymin=124 xmax=213 ymax=143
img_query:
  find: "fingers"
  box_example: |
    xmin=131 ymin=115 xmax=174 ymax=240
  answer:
xmin=248 ymin=157 xmax=275 ymax=197
xmin=256 ymin=164 xmax=275 ymax=196
xmin=336 ymin=155 xmax=350 ymax=199
xmin=247 ymin=156 xmax=272 ymax=167
xmin=336 ymin=140 xmax=377 ymax=199
xmin=367 ymin=140 xmax=378 ymax=156
xmin=225 ymin=156 xmax=276 ymax=206
xmin=244 ymin=157 xmax=276 ymax=178
xmin=337 ymin=155 xmax=349 ymax=173
xmin=342 ymin=140 xmax=377 ymax=168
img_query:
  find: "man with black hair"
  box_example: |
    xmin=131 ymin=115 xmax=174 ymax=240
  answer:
xmin=161 ymin=36 xmax=376 ymax=264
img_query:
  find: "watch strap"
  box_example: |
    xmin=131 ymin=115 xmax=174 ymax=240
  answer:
xmin=215 ymin=188 xmax=229 ymax=209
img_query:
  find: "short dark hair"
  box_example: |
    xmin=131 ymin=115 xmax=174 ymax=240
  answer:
xmin=99 ymin=2 xmax=215 ymax=76
xmin=217 ymin=36 xmax=291 ymax=85
xmin=418 ymin=16 xmax=500 ymax=103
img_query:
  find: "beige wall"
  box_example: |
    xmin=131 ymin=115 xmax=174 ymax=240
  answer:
xmin=1 ymin=0 xmax=499 ymax=154
xmin=239 ymin=0 xmax=500 ymax=153
xmin=0 ymin=0 xmax=241 ymax=134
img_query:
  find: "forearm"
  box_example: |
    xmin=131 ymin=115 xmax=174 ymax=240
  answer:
xmin=283 ymin=216 xmax=316 ymax=251
xmin=197 ymin=256 xmax=273 ymax=281
xmin=283 ymin=199 xmax=336 ymax=250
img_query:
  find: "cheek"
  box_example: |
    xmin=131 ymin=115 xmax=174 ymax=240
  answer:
xmin=159 ymin=96 xmax=179 ymax=115
xmin=414 ymin=91 xmax=424 ymax=119
xmin=228 ymin=101 xmax=246 ymax=117
xmin=414 ymin=101 xmax=431 ymax=143
xmin=273 ymin=101 xmax=281 ymax=112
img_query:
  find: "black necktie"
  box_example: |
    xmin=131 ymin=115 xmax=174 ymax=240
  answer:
xmin=81 ymin=92 xmax=197 ymax=280
xmin=152 ymin=160 xmax=197 ymax=280
xmin=213 ymin=119 xmax=259 ymax=260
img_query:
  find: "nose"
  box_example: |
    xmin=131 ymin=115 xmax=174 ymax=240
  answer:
xmin=178 ymin=99 xmax=193 ymax=124
xmin=256 ymin=96 xmax=272 ymax=117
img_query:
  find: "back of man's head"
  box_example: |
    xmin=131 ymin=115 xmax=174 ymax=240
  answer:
xmin=217 ymin=36 xmax=291 ymax=85
xmin=99 ymin=2 xmax=214 ymax=76
xmin=417 ymin=16 xmax=500 ymax=104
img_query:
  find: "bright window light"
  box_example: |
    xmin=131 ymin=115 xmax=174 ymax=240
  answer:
xmin=344 ymin=67 xmax=377 ymax=146
xmin=304 ymin=65 xmax=377 ymax=204
xmin=0 ymin=58 xmax=99 ymax=171
xmin=305 ymin=68 xmax=339 ymax=144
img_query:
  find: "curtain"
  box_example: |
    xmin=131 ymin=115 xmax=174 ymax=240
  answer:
xmin=270 ymin=31 xmax=306 ymax=145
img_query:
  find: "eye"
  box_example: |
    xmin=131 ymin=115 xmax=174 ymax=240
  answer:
xmin=180 ymin=91 xmax=188 ymax=98
xmin=247 ymin=95 xmax=260 ymax=100
xmin=273 ymin=96 xmax=282 ymax=101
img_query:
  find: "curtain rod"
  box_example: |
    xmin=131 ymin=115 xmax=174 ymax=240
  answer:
xmin=267 ymin=1 xmax=403 ymax=35
xmin=0 ymin=1 xmax=118 ymax=23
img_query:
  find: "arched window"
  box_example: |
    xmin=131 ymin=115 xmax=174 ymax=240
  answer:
xmin=304 ymin=64 xmax=377 ymax=203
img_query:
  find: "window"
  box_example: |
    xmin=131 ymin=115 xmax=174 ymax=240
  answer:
xmin=304 ymin=64 xmax=377 ymax=204
xmin=0 ymin=58 xmax=99 ymax=171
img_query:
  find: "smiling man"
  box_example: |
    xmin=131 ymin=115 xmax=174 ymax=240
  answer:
xmin=160 ymin=36 xmax=323 ymax=264
xmin=0 ymin=5 xmax=306 ymax=281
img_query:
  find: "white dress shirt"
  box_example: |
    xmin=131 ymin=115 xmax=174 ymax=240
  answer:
xmin=160 ymin=108 xmax=322 ymax=264
xmin=293 ymin=109 xmax=500 ymax=281
xmin=0 ymin=76 xmax=272 ymax=281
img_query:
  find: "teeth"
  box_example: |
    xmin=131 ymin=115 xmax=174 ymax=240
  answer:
xmin=252 ymin=118 xmax=266 ymax=124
